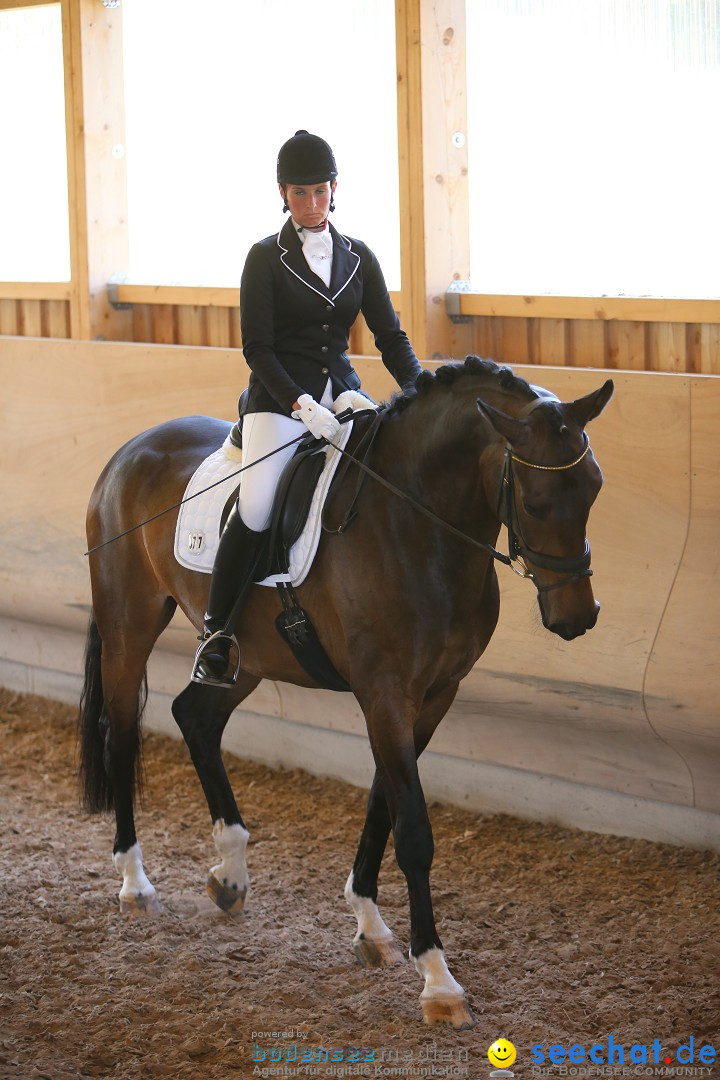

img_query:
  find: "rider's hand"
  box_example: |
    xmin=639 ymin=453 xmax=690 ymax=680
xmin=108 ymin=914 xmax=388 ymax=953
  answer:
xmin=291 ymin=394 xmax=341 ymax=442
xmin=333 ymin=390 xmax=377 ymax=414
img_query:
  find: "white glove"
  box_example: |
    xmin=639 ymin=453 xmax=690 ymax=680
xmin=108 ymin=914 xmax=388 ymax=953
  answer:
xmin=291 ymin=394 xmax=341 ymax=441
xmin=333 ymin=390 xmax=377 ymax=415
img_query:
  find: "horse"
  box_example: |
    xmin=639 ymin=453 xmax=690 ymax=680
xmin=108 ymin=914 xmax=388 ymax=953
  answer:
xmin=78 ymin=356 xmax=613 ymax=1029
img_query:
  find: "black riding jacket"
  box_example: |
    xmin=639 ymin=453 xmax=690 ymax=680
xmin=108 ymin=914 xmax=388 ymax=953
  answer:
xmin=240 ymin=219 xmax=421 ymax=415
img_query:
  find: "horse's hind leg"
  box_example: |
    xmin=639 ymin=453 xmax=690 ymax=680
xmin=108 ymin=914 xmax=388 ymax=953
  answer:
xmin=84 ymin=582 xmax=176 ymax=915
xmin=101 ymin=606 xmax=175 ymax=914
xmin=171 ymin=674 xmax=260 ymax=914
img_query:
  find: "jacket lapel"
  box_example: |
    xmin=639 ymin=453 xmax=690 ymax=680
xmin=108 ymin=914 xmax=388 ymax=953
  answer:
xmin=276 ymin=218 xmax=333 ymax=302
xmin=328 ymin=225 xmax=361 ymax=300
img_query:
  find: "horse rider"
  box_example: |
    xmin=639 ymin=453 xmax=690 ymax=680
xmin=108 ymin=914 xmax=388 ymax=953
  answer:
xmin=192 ymin=129 xmax=422 ymax=687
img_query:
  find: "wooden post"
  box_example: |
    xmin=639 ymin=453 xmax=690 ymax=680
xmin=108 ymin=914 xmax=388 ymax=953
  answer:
xmin=396 ymin=0 xmax=472 ymax=361
xmin=62 ymin=0 xmax=131 ymax=340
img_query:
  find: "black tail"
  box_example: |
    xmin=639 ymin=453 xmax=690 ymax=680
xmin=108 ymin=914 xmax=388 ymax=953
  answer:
xmin=77 ymin=614 xmax=148 ymax=813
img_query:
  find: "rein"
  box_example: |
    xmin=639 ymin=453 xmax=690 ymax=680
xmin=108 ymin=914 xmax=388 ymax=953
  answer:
xmin=328 ymin=411 xmax=594 ymax=599
xmin=86 ymin=405 xmax=595 ymax=607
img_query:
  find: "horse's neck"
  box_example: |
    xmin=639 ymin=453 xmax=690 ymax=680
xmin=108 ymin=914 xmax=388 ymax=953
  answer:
xmin=379 ymin=391 xmax=498 ymax=530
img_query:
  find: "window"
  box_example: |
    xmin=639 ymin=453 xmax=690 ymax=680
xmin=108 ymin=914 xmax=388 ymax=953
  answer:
xmin=0 ymin=3 xmax=70 ymax=281
xmin=466 ymin=0 xmax=720 ymax=298
xmin=122 ymin=0 xmax=401 ymax=288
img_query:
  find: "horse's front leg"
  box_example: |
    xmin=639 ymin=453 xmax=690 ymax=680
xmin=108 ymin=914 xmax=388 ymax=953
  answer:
xmin=358 ymin=682 xmax=473 ymax=1030
xmin=345 ymin=771 xmax=404 ymax=966
xmin=171 ymin=675 xmax=260 ymax=914
xmin=346 ymin=681 xmax=460 ymax=970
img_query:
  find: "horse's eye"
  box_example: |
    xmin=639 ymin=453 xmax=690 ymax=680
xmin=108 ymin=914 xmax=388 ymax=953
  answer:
xmin=523 ymin=501 xmax=541 ymax=518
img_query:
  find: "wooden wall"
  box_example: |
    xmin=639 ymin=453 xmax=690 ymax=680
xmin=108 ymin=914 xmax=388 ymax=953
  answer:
xmin=4 ymin=291 xmax=718 ymax=376
xmin=3 ymin=0 xmax=718 ymax=374
xmin=1 ymin=335 xmax=719 ymax=849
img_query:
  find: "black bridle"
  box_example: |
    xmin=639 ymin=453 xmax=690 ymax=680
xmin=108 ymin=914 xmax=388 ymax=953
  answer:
xmin=326 ymin=409 xmax=595 ymax=616
xmin=497 ymin=431 xmax=593 ymax=622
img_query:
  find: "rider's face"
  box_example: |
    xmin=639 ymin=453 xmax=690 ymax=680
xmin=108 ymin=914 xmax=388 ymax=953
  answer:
xmin=281 ymin=180 xmax=335 ymax=229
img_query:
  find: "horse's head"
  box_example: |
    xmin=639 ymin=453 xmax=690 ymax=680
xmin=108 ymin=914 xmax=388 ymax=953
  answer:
xmin=477 ymin=379 xmax=614 ymax=640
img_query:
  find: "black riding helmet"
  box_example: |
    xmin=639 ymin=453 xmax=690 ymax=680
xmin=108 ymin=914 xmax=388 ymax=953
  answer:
xmin=277 ymin=130 xmax=338 ymax=185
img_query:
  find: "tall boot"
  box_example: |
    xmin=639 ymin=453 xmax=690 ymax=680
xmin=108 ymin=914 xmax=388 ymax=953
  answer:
xmin=191 ymin=506 xmax=269 ymax=687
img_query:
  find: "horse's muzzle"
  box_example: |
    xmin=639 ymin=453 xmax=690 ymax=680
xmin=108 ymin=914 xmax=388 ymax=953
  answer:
xmin=545 ymin=600 xmax=600 ymax=640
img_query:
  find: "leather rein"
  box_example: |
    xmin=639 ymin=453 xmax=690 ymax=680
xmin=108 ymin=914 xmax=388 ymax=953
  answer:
xmin=326 ymin=407 xmax=594 ymax=600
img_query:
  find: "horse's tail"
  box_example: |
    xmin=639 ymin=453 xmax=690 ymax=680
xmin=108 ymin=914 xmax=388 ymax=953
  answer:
xmin=77 ymin=613 xmax=148 ymax=813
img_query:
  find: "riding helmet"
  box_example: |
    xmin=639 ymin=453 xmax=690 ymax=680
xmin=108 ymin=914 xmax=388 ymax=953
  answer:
xmin=277 ymin=130 xmax=338 ymax=185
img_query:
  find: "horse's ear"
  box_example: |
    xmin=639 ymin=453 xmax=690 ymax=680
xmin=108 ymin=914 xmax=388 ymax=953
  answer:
xmin=566 ymin=379 xmax=614 ymax=428
xmin=476 ymin=399 xmax=531 ymax=448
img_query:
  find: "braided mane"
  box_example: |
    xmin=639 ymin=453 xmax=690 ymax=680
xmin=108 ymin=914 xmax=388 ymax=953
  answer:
xmin=383 ymin=355 xmax=537 ymax=417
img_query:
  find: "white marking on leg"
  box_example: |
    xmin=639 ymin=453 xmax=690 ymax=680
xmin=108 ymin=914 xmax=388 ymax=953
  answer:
xmin=113 ymin=842 xmax=157 ymax=905
xmin=413 ymin=946 xmax=466 ymax=1000
xmin=344 ymin=871 xmax=394 ymax=944
xmin=209 ymin=820 xmax=250 ymax=899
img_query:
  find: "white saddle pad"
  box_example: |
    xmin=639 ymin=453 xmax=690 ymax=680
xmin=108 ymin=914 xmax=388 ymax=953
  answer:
xmin=174 ymin=419 xmax=354 ymax=588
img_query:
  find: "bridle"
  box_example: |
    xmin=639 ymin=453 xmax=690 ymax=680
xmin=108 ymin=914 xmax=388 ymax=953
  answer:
xmin=325 ymin=408 xmax=596 ymax=619
xmin=498 ymin=431 xmax=593 ymax=623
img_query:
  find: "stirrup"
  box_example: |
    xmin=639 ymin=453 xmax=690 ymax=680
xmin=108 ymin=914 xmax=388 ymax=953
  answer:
xmin=191 ymin=630 xmax=241 ymax=688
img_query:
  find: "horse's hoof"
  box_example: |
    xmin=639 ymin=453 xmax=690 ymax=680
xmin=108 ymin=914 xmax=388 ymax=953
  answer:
xmin=207 ymin=871 xmax=247 ymax=914
xmin=421 ymin=995 xmax=475 ymax=1030
xmin=120 ymin=891 xmax=161 ymax=915
xmin=353 ymin=936 xmax=406 ymax=968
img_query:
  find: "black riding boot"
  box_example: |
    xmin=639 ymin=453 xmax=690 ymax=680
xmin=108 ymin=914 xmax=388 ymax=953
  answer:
xmin=191 ymin=506 xmax=269 ymax=687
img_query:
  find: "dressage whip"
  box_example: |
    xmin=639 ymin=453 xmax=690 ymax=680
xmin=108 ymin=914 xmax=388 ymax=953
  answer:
xmin=83 ymin=430 xmax=313 ymax=556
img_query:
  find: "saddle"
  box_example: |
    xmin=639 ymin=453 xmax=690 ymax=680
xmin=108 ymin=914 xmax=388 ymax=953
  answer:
xmin=268 ymin=440 xmax=351 ymax=693
xmin=227 ymin=399 xmax=351 ymax=693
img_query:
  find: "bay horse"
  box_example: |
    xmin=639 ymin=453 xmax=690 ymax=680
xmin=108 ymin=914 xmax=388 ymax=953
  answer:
xmin=79 ymin=356 xmax=613 ymax=1028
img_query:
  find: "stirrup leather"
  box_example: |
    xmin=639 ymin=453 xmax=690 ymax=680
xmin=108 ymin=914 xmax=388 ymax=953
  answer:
xmin=191 ymin=630 xmax=241 ymax=687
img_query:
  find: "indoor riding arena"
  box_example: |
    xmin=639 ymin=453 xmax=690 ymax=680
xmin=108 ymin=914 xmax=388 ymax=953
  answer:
xmin=1 ymin=2 xmax=718 ymax=1078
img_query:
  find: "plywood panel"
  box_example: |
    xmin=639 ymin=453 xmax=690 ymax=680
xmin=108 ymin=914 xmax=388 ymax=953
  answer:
xmin=176 ymin=305 xmax=207 ymax=347
xmin=494 ymin=316 xmax=529 ymax=363
xmin=646 ymin=322 xmax=687 ymax=372
xmin=45 ymin=300 xmax=70 ymax=338
xmin=530 ymin=318 xmax=568 ymax=365
xmin=229 ymin=308 xmax=242 ymax=349
xmin=18 ymin=300 xmax=42 ymax=336
xmin=569 ymin=319 xmax=606 ymax=367
xmin=645 ymin=377 xmax=720 ymax=812
xmin=206 ymin=307 xmax=231 ymax=348
xmin=0 ymin=299 xmax=19 ymax=335
xmin=463 ymin=369 xmax=695 ymax=805
xmin=606 ymin=320 xmax=645 ymax=370
xmin=1 ymin=341 xmax=717 ymax=821
xmin=131 ymin=303 xmax=153 ymax=344
xmin=151 ymin=304 xmax=176 ymax=345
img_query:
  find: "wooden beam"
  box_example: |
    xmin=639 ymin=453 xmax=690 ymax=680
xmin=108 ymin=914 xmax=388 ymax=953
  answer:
xmin=398 ymin=0 xmax=472 ymax=361
xmin=61 ymin=0 xmax=131 ymax=340
xmin=457 ymin=292 xmax=720 ymax=325
xmin=0 ymin=0 xmax=55 ymax=8
xmin=396 ymin=0 xmax=426 ymax=361
xmin=0 ymin=282 xmax=72 ymax=301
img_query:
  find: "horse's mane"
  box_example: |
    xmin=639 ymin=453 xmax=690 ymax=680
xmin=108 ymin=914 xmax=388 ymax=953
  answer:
xmin=382 ymin=355 xmax=537 ymax=417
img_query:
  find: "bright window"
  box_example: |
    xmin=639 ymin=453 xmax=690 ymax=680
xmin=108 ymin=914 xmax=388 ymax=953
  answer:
xmin=466 ymin=0 xmax=720 ymax=298
xmin=122 ymin=0 xmax=401 ymax=289
xmin=0 ymin=4 xmax=70 ymax=281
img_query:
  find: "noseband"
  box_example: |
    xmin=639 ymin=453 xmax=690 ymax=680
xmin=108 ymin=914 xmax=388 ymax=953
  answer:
xmin=499 ymin=432 xmax=593 ymax=608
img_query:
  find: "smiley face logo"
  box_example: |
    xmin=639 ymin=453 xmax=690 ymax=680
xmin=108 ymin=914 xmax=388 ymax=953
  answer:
xmin=488 ymin=1039 xmax=517 ymax=1069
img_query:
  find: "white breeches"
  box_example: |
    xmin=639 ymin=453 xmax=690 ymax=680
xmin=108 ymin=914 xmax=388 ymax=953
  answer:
xmin=238 ymin=381 xmax=334 ymax=532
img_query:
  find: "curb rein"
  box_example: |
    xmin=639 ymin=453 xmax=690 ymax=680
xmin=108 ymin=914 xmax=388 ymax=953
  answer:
xmin=326 ymin=409 xmax=594 ymax=605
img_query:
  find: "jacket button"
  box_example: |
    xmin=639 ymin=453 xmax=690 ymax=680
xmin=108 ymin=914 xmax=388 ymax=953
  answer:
xmin=320 ymin=345 xmax=329 ymax=353
xmin=326 ymin=304 xmax=332 ymax=312
xmin=322 ymin=324 xmax=330 ymax=332
xmin=321 ymin=366 xmax=329 ymax=374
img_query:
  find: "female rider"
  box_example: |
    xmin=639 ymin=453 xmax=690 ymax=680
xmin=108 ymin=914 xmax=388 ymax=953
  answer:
xmin=192 ymin=129 xmax=422 ymax=686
